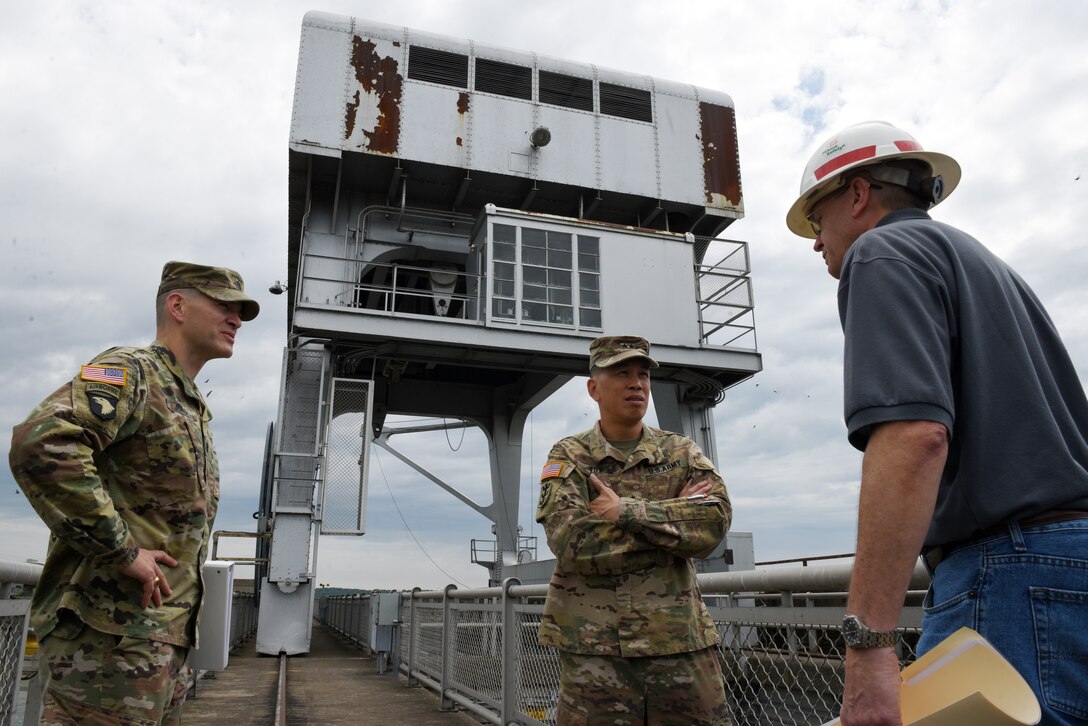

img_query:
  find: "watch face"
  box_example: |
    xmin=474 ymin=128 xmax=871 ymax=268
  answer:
xmin=842 ymin=615 xmax=863 ymax=645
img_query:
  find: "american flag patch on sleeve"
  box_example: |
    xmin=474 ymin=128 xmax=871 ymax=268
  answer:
xmin=81 ymin=365 xmax=127 ymax=387
xmin=540 ymin=461 xmax=564 ymax=480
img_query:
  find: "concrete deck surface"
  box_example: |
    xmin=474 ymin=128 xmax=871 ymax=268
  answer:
xmin=181 ymin=623 xmax=484 ymax=725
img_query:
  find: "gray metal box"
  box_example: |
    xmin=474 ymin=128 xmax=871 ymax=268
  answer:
xmin=190 ymin=560 xmax=235 ymax=671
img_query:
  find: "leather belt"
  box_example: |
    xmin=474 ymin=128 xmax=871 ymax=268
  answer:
xmin=923 ymin=509 xmax=1088 ymax=571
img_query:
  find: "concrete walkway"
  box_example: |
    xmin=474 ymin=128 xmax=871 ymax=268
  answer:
xmin=181 ymin=624 xmax=484 ymax=725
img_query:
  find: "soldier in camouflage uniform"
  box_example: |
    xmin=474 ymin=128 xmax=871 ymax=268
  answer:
xmin=536 ymin=336 xmax=733 ymax=726
xmin=9 ymin=261 xmax=258 ymax=725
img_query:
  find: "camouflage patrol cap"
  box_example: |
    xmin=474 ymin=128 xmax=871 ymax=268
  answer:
xmin=589 ymin=336 xmax=659 ymax=371
xmin=158 ymin=261 xmax=260 ymax=321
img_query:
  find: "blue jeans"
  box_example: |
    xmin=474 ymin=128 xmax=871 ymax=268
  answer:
xmin=919 ymin=519 xmax=1088 ymax=725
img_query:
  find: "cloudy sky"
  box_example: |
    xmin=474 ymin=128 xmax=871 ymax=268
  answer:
xmin=3 ymin=1 xmax=1086 ymax=592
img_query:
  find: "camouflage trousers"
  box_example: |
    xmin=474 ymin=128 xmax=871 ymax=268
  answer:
xmin=37 ymin=620 xmax=189 ymax=726
xmin=557 ymin=648 xmax=731 ymax=725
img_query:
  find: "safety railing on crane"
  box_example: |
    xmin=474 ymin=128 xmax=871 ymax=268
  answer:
xmin=694 ymin=236 xmax=756 ymax=350
xmin=296 ymin=242 xmax=756 ymax=352
xmin=299 ymin=253 xmax=485 ymax=323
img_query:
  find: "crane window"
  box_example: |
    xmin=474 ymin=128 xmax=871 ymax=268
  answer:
xmin=490 ymin=223 xmax=601 ymax=331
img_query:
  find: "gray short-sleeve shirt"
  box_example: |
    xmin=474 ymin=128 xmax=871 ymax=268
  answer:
xmin=838 ymin=209 xmax=1088 ymax=545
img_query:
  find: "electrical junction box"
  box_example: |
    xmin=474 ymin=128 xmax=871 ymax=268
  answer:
xmin=371 ymin=591 xmax=401 ymax=650
xmin=190 ymin=560 xmax=235 ymax=671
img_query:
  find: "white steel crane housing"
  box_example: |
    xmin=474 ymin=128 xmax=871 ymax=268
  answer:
xmin=256 ymin=11 xmax=759 ymax=655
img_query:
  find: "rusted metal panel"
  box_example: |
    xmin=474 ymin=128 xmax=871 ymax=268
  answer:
xmin=344 ymin=90 xmax=359 ymax=140
xmin=294 ymin=13 xmax=747 ymax=226
xmin=699 ymin=102 xmax=742 ymax=211
xmin=456 ymin=92 xmax=469 ymax=149
xmin=347 ymin=36 xmax=402 ymax=154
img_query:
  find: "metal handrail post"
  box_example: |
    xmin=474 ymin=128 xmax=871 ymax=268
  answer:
xmin=368 ymin=594 xmax=375 ymax=647
xmin=390 ymin=592 xmax=403 ymax=677
xmin=440 ymin=584 xmax=457 ymax=711
xmin=362 ymin=594 xmax=370 ymax=650
xmin=781 ymin=591 xmax=799 ymax=658
xmin=390 ymin=266 xmax=399 ymax=313
xmin=407 ymin=588 xmax=421 ymax=686
xmin=500 ymin=577 xmax=521 ymax=726
xmin=23 ymin=667 xmax=43 ymax=725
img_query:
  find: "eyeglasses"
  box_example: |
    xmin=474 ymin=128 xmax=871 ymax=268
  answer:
xmin=805 ymin=185 xmax=849 ymax=237
xmin=805 ymin=179 xmax=883 ymax=236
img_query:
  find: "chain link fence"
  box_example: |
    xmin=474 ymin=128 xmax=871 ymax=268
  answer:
xmin=1 ymin=563 xmax=38 ymax=726
xmin=3 ymin=561 xmax=259 ymax=726
xmin=0 ymin=599 xmax=32 ymax=726
xmin=229 ymin=591 xmax=259 ymax=653
xmin=449 ymin=604 xmax=504 ymax=712
xmin=322 ymin=378 xmax=374 ymax=535
xmin=274 ymin=346 xmax=326 ymax=512
xmin=514 ymin=609 xmax=560 ymax=723
xmin=715 ymin=618 xmax=920 ymax=725
xmin=318 ymin=565 xmax=928 ymax=726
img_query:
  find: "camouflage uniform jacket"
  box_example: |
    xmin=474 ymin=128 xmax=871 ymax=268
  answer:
xmin=9 ymin=342 xmax=218 ymax=647
xmin=535 ymin=422 xmax=731 ymax=656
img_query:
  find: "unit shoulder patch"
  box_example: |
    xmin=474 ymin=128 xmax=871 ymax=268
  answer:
xmin=86 ymin=388 xmax=120 ymax=420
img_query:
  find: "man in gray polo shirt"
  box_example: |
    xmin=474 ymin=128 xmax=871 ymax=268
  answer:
xmin=787 ymin=121 xmax=1088 ymax=725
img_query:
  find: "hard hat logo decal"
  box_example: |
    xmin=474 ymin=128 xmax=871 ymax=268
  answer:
xmin=822 ymin=142 xmax=845 ymax=158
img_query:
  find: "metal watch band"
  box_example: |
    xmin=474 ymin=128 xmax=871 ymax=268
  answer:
xmin=858 ymin=629 xmax=898 ymax=648
xmin=842 ymin=614 xmax=898 ymax=649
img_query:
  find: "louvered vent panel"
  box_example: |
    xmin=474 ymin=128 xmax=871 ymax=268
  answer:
xmin=539 ymin=70 xmax=593 ymax=112
xmin=407 ymin=46 xmax=468 ymax=88
xmin=475 ymin=58 xmax=532 ymax=100
xmin=600 ymin=82 xmax=652 ymax=122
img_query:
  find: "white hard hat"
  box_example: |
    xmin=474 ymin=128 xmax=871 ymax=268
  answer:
xmin=786 ymin=121 xmax=961 ymax=238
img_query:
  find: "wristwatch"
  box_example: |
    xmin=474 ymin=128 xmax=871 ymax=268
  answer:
xmin=841 ymin=614 xmax=898 ymax=649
